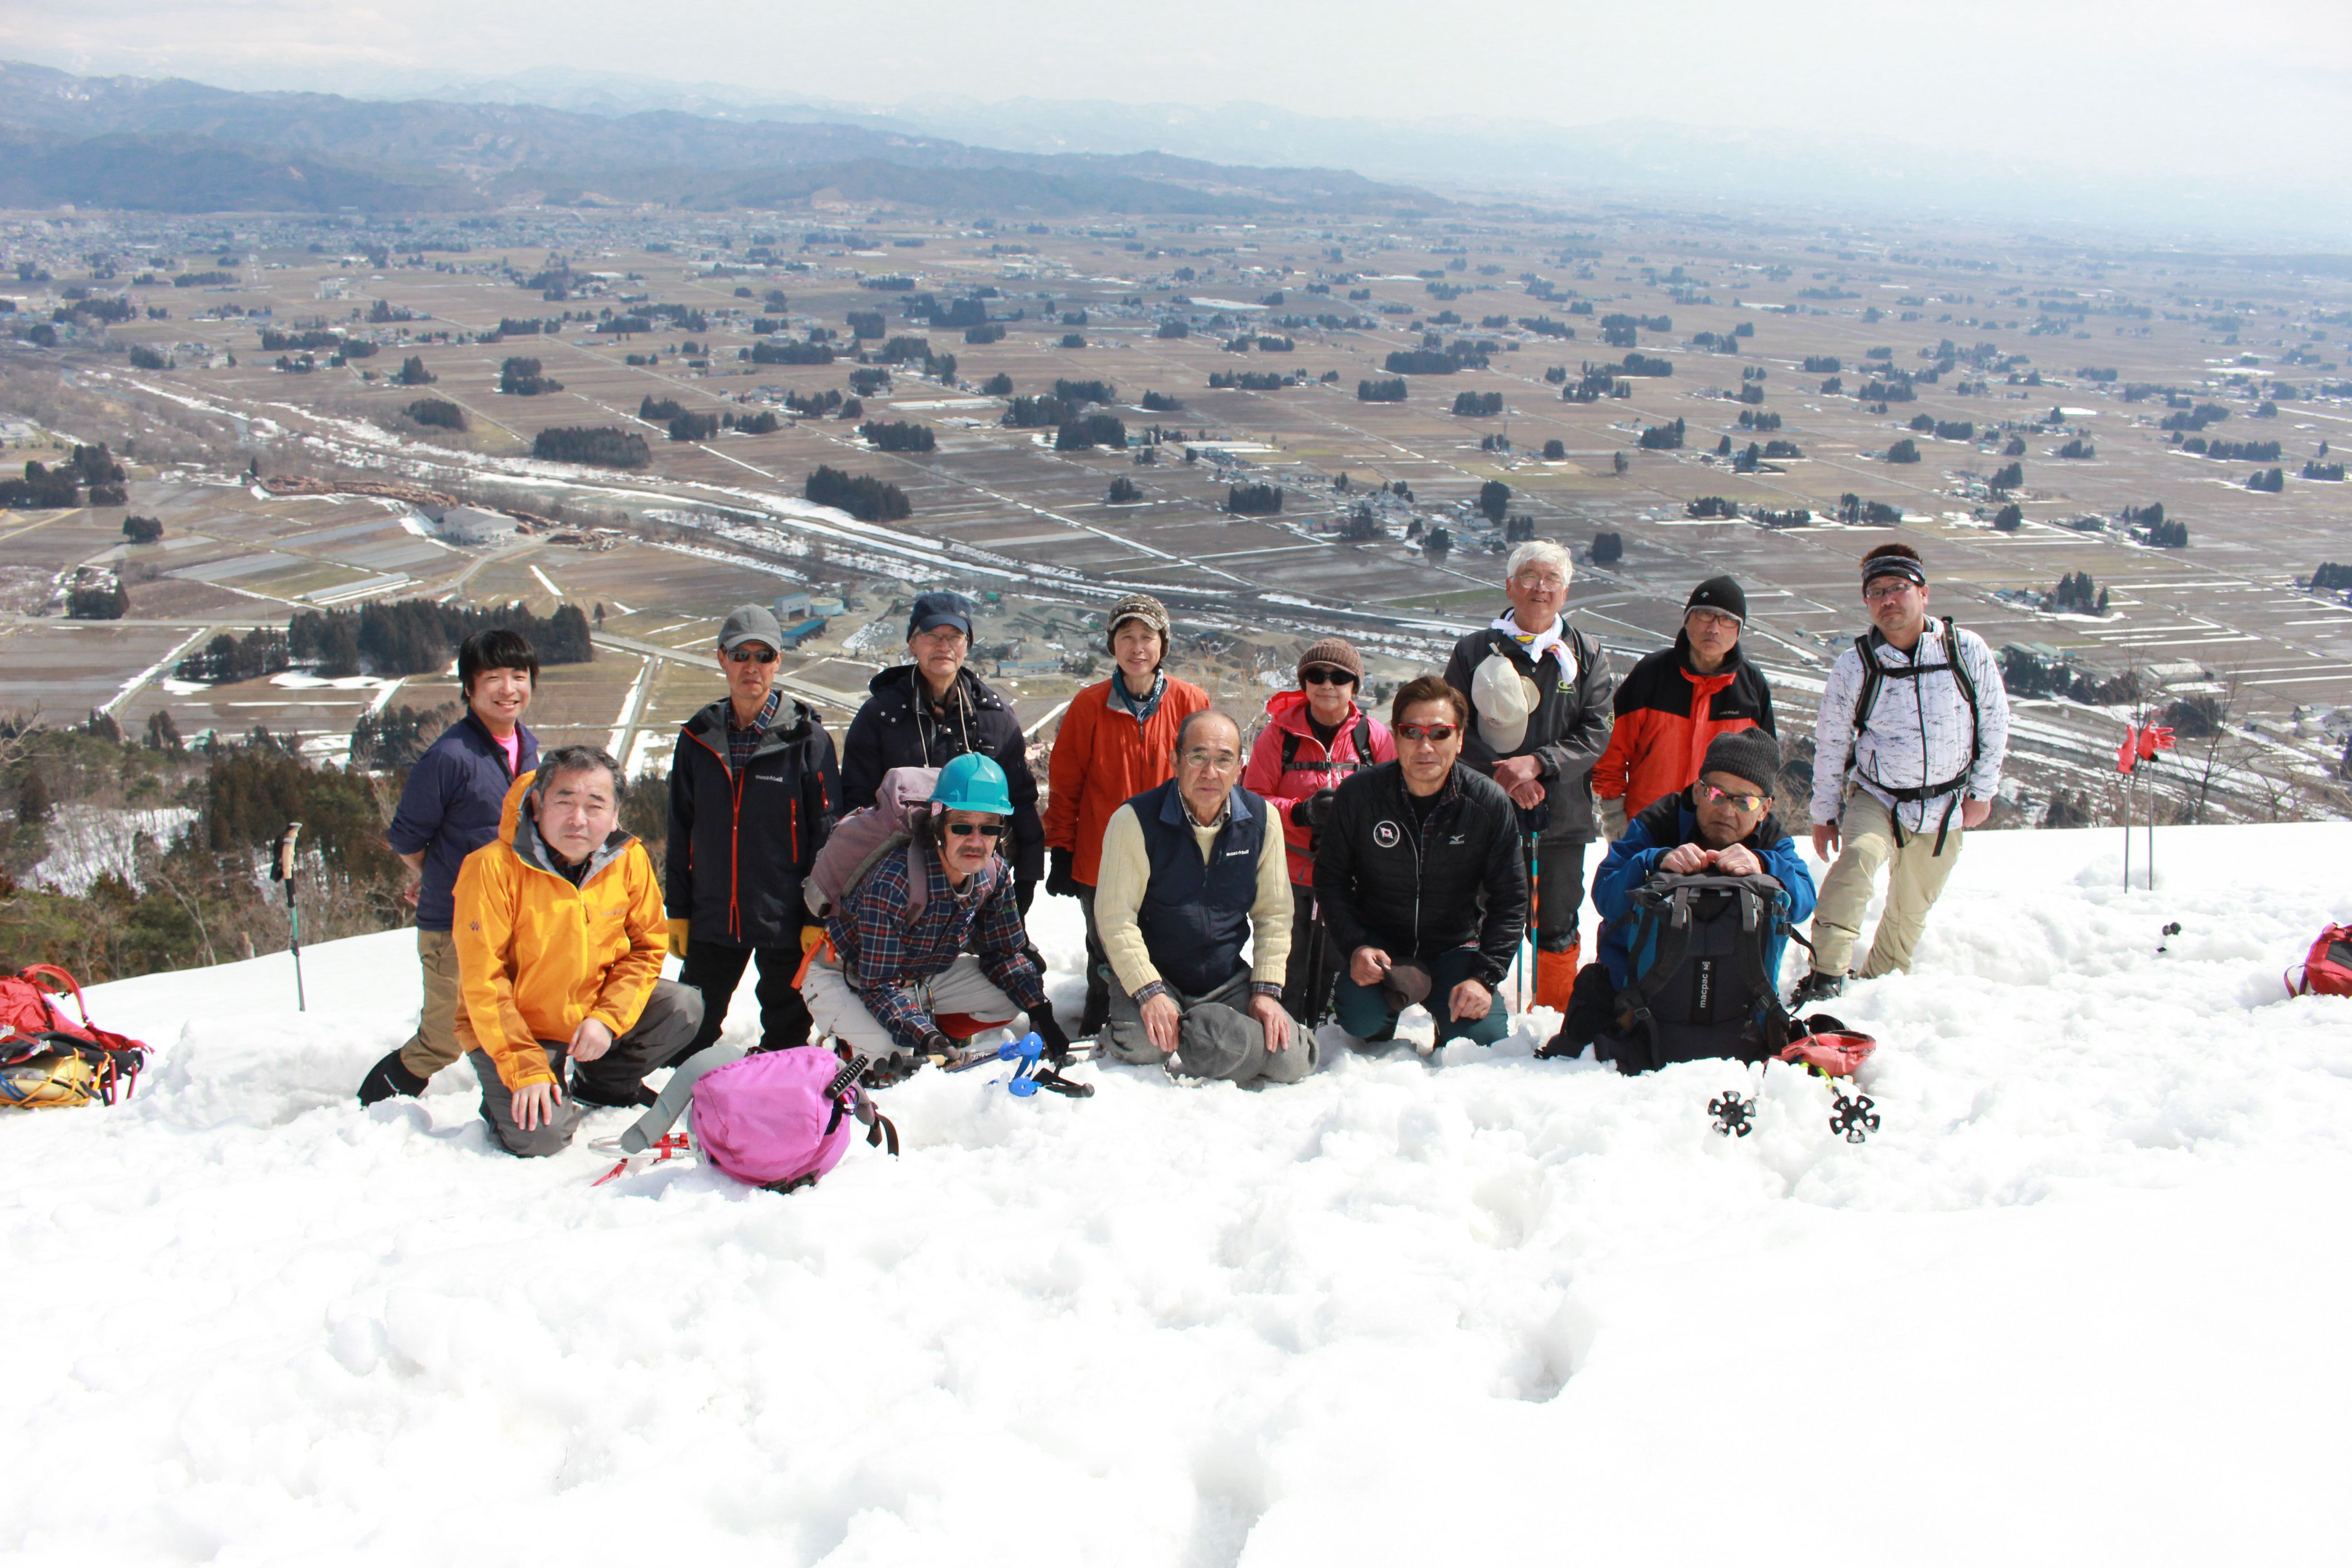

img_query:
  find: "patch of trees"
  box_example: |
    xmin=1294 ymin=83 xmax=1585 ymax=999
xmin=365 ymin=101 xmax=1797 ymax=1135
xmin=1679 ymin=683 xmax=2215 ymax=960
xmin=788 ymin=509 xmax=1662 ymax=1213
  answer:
xmin=127 ymin=345 xmax=172 ymax=370
xmin=1057 ymin=414 xmax=1128 ymax=451
xmin=2302 ymin=460 xmax=2344 ymax=480
xmin=964 ymin=323 xmax=1007 ymax=345
xmin=176 ymin=628 xmax=291 ymax=683
xmin=2160 ymin=403 xmax=2230 ymax=432
xmin=1226 ymin=484 xmax=1284 ymax=516
xmin=880 ymin=336 xmax=933 ymax=364
xmin=496 ymin=317 xmax=547 ymax=336
xmin=2310 ymin=562 xmax=2352 ymax=591
xmin=1751 ymin=508 xmax=1812 ymax=528
xmin=1210 ymin=372 xmax=1291 ymax=391
xmin=1453 ymin=391 xmax=1504 ymax=416
xmin=806 ymin=466 xmax=911 ymax=523
xmin=1004 ymin=395 xmax=1074 ymax=428
xmin=1385 ymin=350 xmax=1461 ymax=375
xmin=1637 ymin=417 xmax=1686 ymax=451
xmin=784 ymin=388 xmax=844 ymax=418
xmin=2056 ymin=439 xmax=2096 ymax=460
xmin=2001 ymin=647 xmax=2139 ymax=705
xmin=669 ymin=413 xmax=720 ymax=442
xmin=849 ymin=368 xmax=893 ymax=397
xmin=1060 ymin=333 xmax=1088 ymax=349
xmin=1887 ymin=439 xmax=1921 ymax=464
xmin=279 ymin=599 xmax=592 ymax=680
xmin=1054 ymin=379 xmax=1116 ymax=406
xmin=123 ymin=514 xmax=164 ymax=544
xmin=1519 ymin=316 xmax=1574 ymax=338
xmin=1686 ymin=497 xmax=1739 ymax=519
xmin=750 ymin=339 xmax=835 ymax=365
xmin=532 ymin=427 xmax=649 ymax=468
xmin=1763 ymin=440 xmax=1803 ymax=459
xmin=1477 ymin=480 xmax=1511 ymax=523
xmin=1620 ymin=353 xmax=1674 ymax=377
xmin=1591 ymin=531 xmax=1623 ymax=564
xmin=1837 ymin=494 xmax=1903 ymax=525
xmin=259 ymin=328 xmax=344 ymax=352
xmin=980 ymin=373 xmax=1014 ymax=396
xmin=860 ymin=276 xmax=916 ymax=292
xmin=1993 ymin=503 xmax=2024 ymax=531
xmin=1140 ymin=390 xmax=1183 ymax=412
xmin=67 ymin=574 xmax=129 ymax=619
xmin=2141 ymin=516 xmax=2189 ymax=547
xmin=2052 ymin=571 xmax=2108 ymax=614
xmin=1357 ymin=378 xmax=1407 ymax=402
xmin=2187 ymin=439 xmax=2281 ymax=462
xmin=640 ymin=397 xmax=686 ymax=422
xmin=407 ymin=397 xmax=465 ymax=431
xmin=737 ymin=411 xmax=780 ymax=435
xmin=846 ymin=311 xmax=885 ymax=340
xmin=2246 ymin=467 xmax=2285 ymax=492
xmin=1106 ymin=477 xmax=1142 ymax=505
xmin=1338 ymin=505 xmax=1381 ymax=541
xmin=1858 ymin=379 xmax=1916 ymax=403
xmin=392 ymin=356 xmax=435 ymax=386
xmin=1542 ymin=439 xmax=1566 ymax=459
xmin=860 ymin=420 xmax=936 ymax=453
xmin=1156 ymin=321 xmax=1191 ymax=339
xmin=499 ymin=357 xmax=563 ymax=396
xmin=1991 ymin=462 xmax=2025 ymax=490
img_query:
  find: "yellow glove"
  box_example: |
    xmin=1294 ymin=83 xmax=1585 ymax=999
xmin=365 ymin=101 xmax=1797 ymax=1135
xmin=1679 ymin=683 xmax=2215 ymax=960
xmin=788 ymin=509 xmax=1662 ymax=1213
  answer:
xmin=667 ymin=918 xmax=690 ymax=960
xmin=799 ymin=924 xmax=827 ymax=958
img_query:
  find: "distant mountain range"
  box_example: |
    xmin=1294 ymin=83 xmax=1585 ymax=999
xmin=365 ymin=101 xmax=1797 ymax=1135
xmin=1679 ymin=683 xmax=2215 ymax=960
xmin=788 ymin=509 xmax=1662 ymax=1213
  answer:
xmin=0 ymin=61 xmax=1440 ymax=216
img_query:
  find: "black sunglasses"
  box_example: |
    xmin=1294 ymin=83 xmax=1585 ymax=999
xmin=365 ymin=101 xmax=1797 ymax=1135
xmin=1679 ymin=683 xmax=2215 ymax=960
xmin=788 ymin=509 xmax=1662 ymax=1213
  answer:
xmin=946 ymin=822 xmax=1004 ymax=838
xmin=1300 ymin=666 xmax=1356 ymax=686
xmin=725 ymin=647 xmax=778 ymax=665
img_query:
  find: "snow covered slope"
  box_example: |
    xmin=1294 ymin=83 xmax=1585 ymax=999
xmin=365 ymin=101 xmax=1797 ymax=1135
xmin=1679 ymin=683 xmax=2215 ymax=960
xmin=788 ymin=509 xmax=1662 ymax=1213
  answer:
xmin=5 ymin=823 xmax=2350 ymax=1566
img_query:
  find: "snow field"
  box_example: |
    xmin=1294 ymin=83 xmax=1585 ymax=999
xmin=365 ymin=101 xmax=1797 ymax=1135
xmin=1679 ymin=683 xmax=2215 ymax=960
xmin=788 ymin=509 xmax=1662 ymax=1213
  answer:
xmin=3 ymin=823 xmax=2350 ymax=1565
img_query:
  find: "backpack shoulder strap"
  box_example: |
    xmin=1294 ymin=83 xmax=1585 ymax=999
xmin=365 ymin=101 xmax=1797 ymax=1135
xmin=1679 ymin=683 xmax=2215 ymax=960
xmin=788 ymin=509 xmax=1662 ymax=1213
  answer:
xmin=1849 ymin=634 xmax=1882 ymax=733
xmin=1941 ymin=617 xmax=1981 ymax=769
xmin=1280 ymin=729 xmax=1301 ymax=773
xmin=1353 ymin=713 xmax=1374 ymax=761
xmin=902 ymin=841 xmax=929 ymax=923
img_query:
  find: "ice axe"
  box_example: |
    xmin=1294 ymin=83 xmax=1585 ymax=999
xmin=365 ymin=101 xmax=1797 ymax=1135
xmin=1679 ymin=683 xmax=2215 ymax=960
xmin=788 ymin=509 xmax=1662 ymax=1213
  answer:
xmin=270 ymin=821 xmax=305 ymax=1012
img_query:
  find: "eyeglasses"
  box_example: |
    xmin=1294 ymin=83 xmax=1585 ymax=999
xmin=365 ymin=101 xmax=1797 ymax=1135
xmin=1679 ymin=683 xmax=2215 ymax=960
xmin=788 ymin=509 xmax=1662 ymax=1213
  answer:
xmin=1179 ymin=748 xmax=1242 ymax=772
xmin=1862 ymin=580 xmax=1918 ymax=603
xmin=1686 ymin=609 xmax=1740 ymax=632
xmin=946 ymin=821 xmax=1004 ymax=838
xmin=1514 ymin=576 xmax=1568 ymax=593
xmin=1300 ymin=666 xmax=1356 ymax=687
xmin=725 ymin=647 xmax=778 ymax=664
xmin=1396 ymin=723 xmax=1460 ymax=744
xmin=1696 ymin=781 xmax=1766 ymax=812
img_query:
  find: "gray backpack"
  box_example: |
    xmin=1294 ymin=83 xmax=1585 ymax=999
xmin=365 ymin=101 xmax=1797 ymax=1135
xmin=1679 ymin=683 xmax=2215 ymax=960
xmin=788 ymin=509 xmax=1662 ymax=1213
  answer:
xmin=803 ymin=765 xmax=938 ymax=923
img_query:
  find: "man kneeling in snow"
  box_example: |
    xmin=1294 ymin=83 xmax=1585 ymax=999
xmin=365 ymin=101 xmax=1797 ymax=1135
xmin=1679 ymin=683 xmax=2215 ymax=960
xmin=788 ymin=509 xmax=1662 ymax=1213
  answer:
xmin=803 ymin=753 xmax=1070 ymax=1072
xmin=1093 ymin=709 xmax=1315 ymax=1084
xmin=453 ymin=746 xmax=703 ymax=1156
xmin=1541 ymin=730 xmax=1816 ymax=1068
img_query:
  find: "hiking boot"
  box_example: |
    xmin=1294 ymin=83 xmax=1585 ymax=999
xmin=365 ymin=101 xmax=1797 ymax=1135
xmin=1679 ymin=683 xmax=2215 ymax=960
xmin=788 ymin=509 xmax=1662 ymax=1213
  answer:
xmin=568 ymin=1073 xmax=657 ymax=1109
xmin=1788 ymin=970 xmax=1847 ymax=1009
xmin=357 ymin=1049 xmax=429 ymax=1106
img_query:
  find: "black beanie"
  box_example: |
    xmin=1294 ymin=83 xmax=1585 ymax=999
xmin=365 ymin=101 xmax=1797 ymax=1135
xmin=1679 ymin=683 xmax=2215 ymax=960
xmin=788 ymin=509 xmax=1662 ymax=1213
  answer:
xmin=1686 ymin=575 xmax=1747 ymax=623
xmin=1700 ymin=728 xmax=1780 ymax=796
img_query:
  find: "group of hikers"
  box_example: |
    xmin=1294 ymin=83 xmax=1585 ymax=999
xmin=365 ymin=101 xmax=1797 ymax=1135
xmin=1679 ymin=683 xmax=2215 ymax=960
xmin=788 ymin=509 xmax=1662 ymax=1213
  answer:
xmin=356 ymin=537 xmax=2012 ymax=1157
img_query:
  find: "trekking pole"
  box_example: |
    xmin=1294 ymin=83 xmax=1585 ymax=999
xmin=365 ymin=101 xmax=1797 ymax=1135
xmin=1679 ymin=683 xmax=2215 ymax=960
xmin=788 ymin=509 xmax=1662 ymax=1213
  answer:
xmin=271 ymin=822 xmax=306 ymax=1012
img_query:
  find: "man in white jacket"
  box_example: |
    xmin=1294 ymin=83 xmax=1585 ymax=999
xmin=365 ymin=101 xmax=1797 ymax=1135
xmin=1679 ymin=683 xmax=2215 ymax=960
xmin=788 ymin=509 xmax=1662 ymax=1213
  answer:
xmin=1792 ymin=544 xmax=2010 ymax=1004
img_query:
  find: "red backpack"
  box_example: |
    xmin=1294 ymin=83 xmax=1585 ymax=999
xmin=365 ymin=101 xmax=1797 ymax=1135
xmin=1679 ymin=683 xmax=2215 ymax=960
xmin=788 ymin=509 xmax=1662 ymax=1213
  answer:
xmin=0 ymin=964 xmax=153 ymax=1108
xmin=2287 ymin=925 xmax=2352 ymax=999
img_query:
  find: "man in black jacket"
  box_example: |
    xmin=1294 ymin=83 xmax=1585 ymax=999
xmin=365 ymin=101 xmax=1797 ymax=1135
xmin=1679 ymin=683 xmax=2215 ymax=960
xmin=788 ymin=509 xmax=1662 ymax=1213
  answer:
xmin=1315 ymin=676 xmax=1529 ymax=1052
xmin=839 ymin=591 xmax=1043 ymax=911
xmin=666 ymin=604 xmax=840 ymax=1061
xmin=1443 ymin=539 xmax=1614 ymax=1015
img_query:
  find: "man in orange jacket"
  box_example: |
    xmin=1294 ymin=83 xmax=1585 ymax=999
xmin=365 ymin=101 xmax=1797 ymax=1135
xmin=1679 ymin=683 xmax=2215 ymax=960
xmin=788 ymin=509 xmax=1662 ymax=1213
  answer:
xmin=1590 ymin=576 xmax=1777 ymax=839
xmin=453 ymin=745 xmax=702 ymax=1157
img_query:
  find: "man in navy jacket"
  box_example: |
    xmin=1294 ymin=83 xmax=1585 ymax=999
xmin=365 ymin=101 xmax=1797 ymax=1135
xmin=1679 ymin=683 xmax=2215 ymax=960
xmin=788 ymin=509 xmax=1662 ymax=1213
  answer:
xmin=358 ymin=628 xmax=540 ymax=1104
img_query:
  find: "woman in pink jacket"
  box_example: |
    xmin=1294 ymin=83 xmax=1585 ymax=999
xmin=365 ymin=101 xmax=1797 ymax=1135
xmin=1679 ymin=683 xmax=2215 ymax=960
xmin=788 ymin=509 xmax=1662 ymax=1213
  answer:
xmin=1241 ymin=637 xmax=1396 ymax=1022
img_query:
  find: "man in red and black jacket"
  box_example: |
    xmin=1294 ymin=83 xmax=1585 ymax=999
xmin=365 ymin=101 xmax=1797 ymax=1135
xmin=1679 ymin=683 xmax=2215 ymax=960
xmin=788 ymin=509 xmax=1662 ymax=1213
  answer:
xmin=666 ymin=605 xmax=840 ymax=1063
xmin=1590 ymin=576 xmax=1776 ymax=839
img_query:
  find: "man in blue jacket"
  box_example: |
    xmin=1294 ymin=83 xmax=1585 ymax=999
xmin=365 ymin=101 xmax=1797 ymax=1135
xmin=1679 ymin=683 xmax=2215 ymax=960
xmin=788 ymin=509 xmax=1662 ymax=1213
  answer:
xmin=1543 ymin=730 xmax=1816 ymax=1066
xmin=358 ymin=628 xmax=540 ymax=1104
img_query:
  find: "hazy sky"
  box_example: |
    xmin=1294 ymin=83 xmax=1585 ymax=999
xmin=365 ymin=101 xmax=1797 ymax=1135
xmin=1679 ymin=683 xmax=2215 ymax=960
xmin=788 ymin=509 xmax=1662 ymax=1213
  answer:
xmin=10 ymin=0 xmax=2350 ymax=182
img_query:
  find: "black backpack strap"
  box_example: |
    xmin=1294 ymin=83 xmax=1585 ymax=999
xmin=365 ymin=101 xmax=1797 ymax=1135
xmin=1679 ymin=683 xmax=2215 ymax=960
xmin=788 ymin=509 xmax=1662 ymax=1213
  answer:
xmin=1280 ymin=729 xmax=1300 ymax=773
xmin=1614 ymin=885 xmax=1696 ymax=1064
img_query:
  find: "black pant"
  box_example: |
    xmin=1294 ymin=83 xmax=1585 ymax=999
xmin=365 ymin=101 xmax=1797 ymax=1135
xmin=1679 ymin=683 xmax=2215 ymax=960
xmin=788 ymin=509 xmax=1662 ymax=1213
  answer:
xmin=676 ymin=940 xmax=813 ymax=1064
xmin=1075 ymin=884 xmax=1112 ymax=1032
xmin=1283 ymin=882 xmax=1341 ymax=1024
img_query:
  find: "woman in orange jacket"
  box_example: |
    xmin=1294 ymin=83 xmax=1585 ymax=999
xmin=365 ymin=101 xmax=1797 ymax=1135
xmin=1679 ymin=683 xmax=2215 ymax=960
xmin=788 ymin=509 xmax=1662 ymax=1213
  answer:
xmin=1043 ymin=593 xmax=1209 ymax=1033
xmin=1590 ymin=576 xmax=1777 ymax=837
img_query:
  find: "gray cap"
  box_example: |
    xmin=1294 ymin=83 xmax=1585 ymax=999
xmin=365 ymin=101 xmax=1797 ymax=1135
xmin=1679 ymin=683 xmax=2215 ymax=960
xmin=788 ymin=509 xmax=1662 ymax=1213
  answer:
xmin=718 ymin=604 xmax=784 ymax=652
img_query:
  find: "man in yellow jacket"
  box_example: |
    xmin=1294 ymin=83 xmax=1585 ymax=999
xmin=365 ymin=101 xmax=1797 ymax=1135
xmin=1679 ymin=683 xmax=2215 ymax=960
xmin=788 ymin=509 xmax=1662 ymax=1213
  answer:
xmin=453 ymin=745 xmax=702 ymax=1156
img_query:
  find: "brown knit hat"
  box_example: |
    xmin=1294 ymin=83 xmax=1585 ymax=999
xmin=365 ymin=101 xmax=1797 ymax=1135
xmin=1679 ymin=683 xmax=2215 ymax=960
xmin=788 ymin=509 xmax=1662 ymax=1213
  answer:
xmin=1296 ymin=637 xmax=1363 ymax=683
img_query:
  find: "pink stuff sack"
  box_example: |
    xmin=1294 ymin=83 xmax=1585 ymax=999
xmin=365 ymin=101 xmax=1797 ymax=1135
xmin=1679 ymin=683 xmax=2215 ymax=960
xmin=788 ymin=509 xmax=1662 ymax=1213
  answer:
xmin=691 ymin=1046 xmax=882 ymax=1191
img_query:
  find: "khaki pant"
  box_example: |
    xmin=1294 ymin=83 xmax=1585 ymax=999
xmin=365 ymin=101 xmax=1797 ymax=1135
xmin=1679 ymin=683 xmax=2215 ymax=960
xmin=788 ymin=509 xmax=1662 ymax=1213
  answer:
xmin=395 ymin=928 xmax=465 ymax=1080
xmin=802 ymin=953 xmax=1023 ymax=1061
xmin=1808 ymin=787 xmax=1964 ymax=979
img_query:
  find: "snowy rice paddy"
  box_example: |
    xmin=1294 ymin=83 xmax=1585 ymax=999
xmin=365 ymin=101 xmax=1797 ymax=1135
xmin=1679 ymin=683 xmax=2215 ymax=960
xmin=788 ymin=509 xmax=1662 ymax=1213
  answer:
xmin=5 ymin=823 xmax=2350 ymax=1564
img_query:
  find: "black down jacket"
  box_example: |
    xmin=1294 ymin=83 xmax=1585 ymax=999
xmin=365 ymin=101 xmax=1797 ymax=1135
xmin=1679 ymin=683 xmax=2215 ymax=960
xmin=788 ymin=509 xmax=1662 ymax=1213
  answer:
xmin=666 ymin=696 xmax=840 ymax=948
xmin=1313 ymin=760 xmax=1529 ymax=989
xmin=840 ymin=664 xmax=1044 ymax=883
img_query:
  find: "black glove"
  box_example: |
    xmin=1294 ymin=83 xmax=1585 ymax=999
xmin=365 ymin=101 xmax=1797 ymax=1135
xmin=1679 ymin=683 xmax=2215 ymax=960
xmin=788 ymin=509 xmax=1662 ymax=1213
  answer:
xmin=1015 ymin=877 xmax=1037 ymax=916
xmin=1045 ymin=849 xmax=1081 ymax=899
xmin=920 ymin=1031 xmax=957 ymax=1059
xmin=1304 ymin=788 xmax=1337 ymax=829
xmin=1029 ymin=1000 xmax=1072 ymax=1059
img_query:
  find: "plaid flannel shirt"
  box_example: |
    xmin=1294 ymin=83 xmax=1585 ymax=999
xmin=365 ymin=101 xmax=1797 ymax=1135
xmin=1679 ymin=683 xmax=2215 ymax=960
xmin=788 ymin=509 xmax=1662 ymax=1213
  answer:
xmin=727 ymin=686 xmax=782 ymax=773
xmin=828 ymin=846 xmax=1044 ymax=1053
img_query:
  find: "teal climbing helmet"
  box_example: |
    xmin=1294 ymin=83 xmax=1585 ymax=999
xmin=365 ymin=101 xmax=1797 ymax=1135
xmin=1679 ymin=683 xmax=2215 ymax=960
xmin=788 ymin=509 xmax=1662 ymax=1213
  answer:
xmin=931 ymin=751 xmax=1014 ymax=817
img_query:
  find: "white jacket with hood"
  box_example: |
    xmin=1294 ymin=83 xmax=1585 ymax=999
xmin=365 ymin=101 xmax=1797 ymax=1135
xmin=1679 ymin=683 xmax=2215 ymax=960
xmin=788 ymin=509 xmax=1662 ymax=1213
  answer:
xmin=1809 ymin=618 xmax=2010 ymax=833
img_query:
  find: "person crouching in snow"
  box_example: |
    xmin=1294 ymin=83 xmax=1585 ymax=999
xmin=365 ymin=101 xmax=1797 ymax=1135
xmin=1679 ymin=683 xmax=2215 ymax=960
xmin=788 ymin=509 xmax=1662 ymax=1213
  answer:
xmin=1541 ymin=730 xmax=1816 ymax=1067
xmin=1240 ymin=636 xmax=1394 ymax=1023
xmin=1095 ymin=709 xmax=1316 ymax=1085
xmin=1315 ymin=676 xmax=1529 ymax=1053
xmin=452 ymin=746 xmax=704 ymax=1157
xmin=803 ymin=753 xmax=1071 ymax=1073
